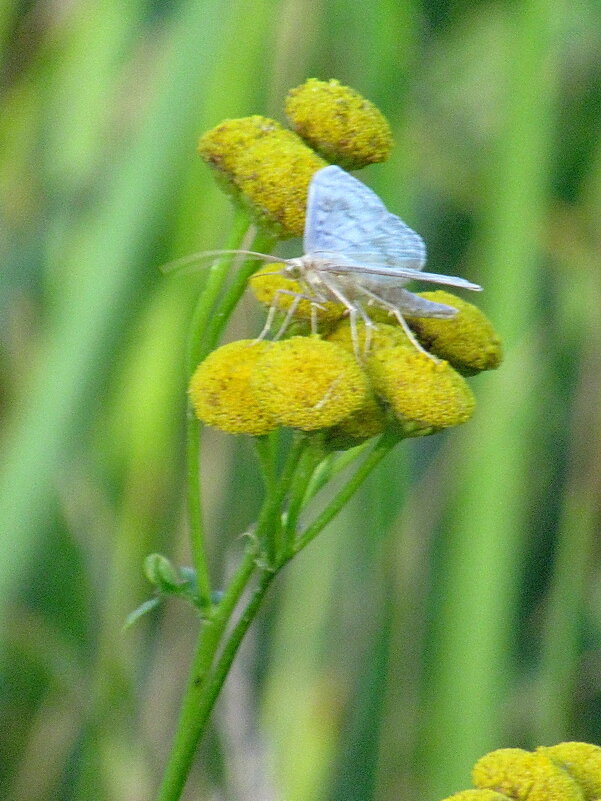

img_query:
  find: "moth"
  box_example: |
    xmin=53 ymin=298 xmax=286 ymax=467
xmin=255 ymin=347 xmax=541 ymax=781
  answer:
xmin=165 ymin=165 xmax=482 ymax=355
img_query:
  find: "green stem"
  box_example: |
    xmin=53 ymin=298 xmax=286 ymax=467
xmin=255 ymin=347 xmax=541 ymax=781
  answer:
xmin=304 ymin=440 xmax=372 ymax=503
xmin=183 ymin=567 xmax=276 ymax=745
xmin=186 ymin=208 xmax=253 ymax=371
xmin=281 ymin=436 xmax=325 ymax=560
xmin=255 ymin=432 xmax=307 ymax=566
xmin=158 ymin=436 xmax=303 ymax=800
xmin=156 ymin=547 xmax=257 ymax=801
xmin=253 ymin=432 xmax=279 ymax=495
xmin=184 ymin=208 xmax=255 ymax=607
xmin=292 ymin=429 xmax=400 ymax=557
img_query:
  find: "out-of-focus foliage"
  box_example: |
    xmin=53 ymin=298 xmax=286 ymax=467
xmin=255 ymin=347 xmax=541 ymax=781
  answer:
xmin=1 ymin=1 xmax=600 ymax=801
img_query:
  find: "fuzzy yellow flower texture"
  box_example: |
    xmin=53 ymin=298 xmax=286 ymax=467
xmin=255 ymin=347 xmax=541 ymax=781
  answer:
xmin=472 ymin=748 xmax=584 ymax=801
xmin=538 ymin=742 xmax=601 ymax=800
xmin=250 ymin=337 xmax=371 ymax=431
xmin=189 ymin=340 xmax=277 ymax=436
xmin=408 ymin=291 xmax=503 ymax=375
xmin=285 ymin=78 xmax=393 ymax=170
xmin=367 ymin=345 xmax=476 ymax=430
xmin=198 ymin=116 xmax=326 ymax=238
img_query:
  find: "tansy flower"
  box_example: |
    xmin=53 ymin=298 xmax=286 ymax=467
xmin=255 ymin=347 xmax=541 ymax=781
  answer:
xmin=285 ymin=78 xmax=393 ymax=170
xmin=250 ymin=337 xmax=370 ymax=431
xmin=407 ymin=290 xmax=502 ymax=375
xmin=198 ymin=116 xmax=326 ymax=237
xmin=441 ymin=791 xmax=513 ymax=801
xmin=250 ymin=263 xmax=345 ymax=325
xmin=366 ymin=345 xmax=476 ymax=431
xmin=472 ymin=747 xmax=583 ymax=801
xmin=189 ymin=340 xmax=277 ymax=436
xmin=538 ymin=742 xmax=601 ymax=800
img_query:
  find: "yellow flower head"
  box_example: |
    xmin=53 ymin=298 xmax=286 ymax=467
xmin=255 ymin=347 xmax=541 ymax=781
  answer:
xmin=250 ymin=264 xmax=345 ymax=324
xmin=198 ymin=116 xmax=326 ymax=237
xmin=472 ymin=748 xmax=583 ymax=801
xmin=326 ymin=319 xmax=412 ymax=353
xmin=251 ymin=336 xmax=370 ymax=431
xmin=366 ymin=345 xmax=475 ymax=431
xmin=285 ymin=78 xmax=393 ymax=170
xmin=407 ymin=291 xmax=503 ymax=375
xmin=538 ymin=742 xmax=601 ymax=800
xmin=441 ymin=791 xmax=512 ymax=801
xmin=189 ymin=340 xmax=277 ymax=436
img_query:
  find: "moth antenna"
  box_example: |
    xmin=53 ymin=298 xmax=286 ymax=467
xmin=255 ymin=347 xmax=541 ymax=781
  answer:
xmin=160 ymin=249 xmax=285 ymax=275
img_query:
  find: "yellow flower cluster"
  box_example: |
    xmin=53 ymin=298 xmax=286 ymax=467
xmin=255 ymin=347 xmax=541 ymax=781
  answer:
xmin=441 ymin=742 xmax=601 ymax=801
xmin=193 ymin=80 xmax=502 ymax=446
xmin=406 ymin=291 xmax=503 ymax=374
xmin=250 ymin=267 xmax=502 ymax=377
xmin=198 ymin=80 xmax=392 ymax=237
xmin=285 ymin=78 xmax=393 ymax=170
xmin=188 ymin=311 xmax=494 ymax=444
xmin=189 ymin=336 xmax=371 ymax=438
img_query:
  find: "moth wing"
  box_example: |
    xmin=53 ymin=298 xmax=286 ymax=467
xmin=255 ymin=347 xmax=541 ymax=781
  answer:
xmin=303 ymin=165 xmax=426 ymax=270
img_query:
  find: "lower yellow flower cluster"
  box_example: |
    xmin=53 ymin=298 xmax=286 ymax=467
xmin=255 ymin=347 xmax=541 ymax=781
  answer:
xmin=442 ymin=742 xmax=601 ymax=801
xmin=250 ymin=266 xmax=502 ymax=375
xmin=188 ymin=288 xmax=501 ymax=446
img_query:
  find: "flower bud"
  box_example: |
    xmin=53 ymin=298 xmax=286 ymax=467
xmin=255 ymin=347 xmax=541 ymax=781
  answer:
xmin=285 ymin=79 xmax=393 ymax=170
xmin=198 ymin=116 xmax=326 ymax=237
xmin=367 ymin=346 xmax=475 ymax=430
xmin=251 ymin=336 xmax=370 ymax=431
xmin=473 ymin=748 xmax=583 ymax=801
xmin=144 ymin=553 xmax=180 ymax=591
xmin=189 ymin=340 xmax=278 ymax=435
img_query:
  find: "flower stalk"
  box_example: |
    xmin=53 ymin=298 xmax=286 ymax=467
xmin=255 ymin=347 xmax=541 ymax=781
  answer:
xmin=153 ymin=79 xmax=503 ymax=801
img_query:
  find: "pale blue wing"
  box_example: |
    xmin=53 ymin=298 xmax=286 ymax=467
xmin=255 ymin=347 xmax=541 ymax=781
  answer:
xmin=303 ymin=165 xmax=426 ymax=270
xmin=318 ymin=260 xmax=482 ymax=291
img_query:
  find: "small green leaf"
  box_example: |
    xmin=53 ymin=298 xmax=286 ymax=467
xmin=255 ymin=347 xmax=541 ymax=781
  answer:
xmin=123 ymin=597 xmax=161 ymax=631
xmin=144 ymin=553 xmax=180 ymax=591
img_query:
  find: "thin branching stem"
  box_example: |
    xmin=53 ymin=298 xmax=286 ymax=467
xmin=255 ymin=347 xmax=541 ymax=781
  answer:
xmin=184 ymin=208 xmax=253 ymax=608
xmin=292 ymin=429 xmax=401 ymax=556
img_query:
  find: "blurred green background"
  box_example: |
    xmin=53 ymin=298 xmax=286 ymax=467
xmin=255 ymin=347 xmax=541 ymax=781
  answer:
xmin=1 ymin=0 xmax=600 ymax=799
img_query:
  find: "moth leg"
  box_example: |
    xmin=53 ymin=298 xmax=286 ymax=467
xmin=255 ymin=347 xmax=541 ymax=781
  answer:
xmin=256 ymin=288 xmax=325 ymax=342
xmin=357 ymin=285 xmax=440 ymax=361
xmin=352 ymin=300 xmax=376 ymax=354
xmin=273 ymin=293 xmax=302 ymax=340
xmin=317 ymin=274 xmax=372 ymax=359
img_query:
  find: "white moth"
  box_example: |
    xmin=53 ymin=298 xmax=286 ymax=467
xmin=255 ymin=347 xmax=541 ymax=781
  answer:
xmin=165 ymin=165 xmax=482 ymax=355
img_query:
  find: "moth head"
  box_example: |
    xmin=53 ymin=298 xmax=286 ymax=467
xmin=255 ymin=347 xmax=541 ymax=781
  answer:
xmin=282 ymin=258 xmax=304 ymax=280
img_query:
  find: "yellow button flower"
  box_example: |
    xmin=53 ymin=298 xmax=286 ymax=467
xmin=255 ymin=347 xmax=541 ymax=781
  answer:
xmin=407 ymin=290 xmax=503 ymax=375
xmin=285 ymin=78 xmax=393 ymax=170
xmin=251 ymin=337 xmax=370 ymax=431
xmin=473 ymin=747 xmax=584 ymax=801
xmin=538 ymin=742 xmax=601 ymax=800
xmin=367 ymin=345 xmax=476 ymax=430
xmin=189 ymin=340 xmax=277 ymax=436
xmin=198 ymin=116 xmax=326 ymax=238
